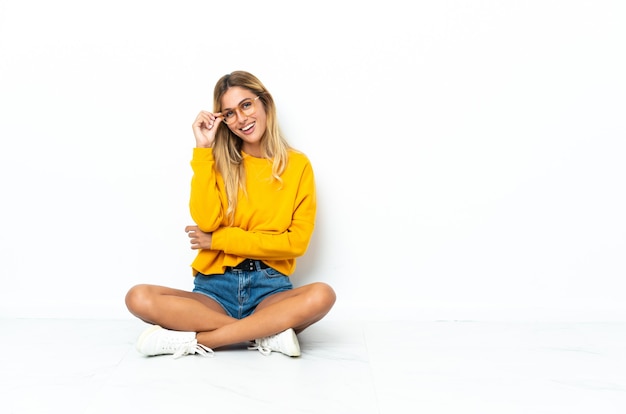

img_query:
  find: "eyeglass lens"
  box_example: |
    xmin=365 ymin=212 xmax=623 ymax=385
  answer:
xmin=223 ymin=98 xmax=257 ymax=124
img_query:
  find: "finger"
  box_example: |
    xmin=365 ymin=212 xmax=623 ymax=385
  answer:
xmin=201 ymin=111 xmax=220 ymax=121
xmin=201 ymin=117 xmax=216 ymax=131
xmin=193 ymin=112 xmax=208 ymax=125
xmin=185 ymin=225 xmax=198 ymax=233
xmin=193 ymin=112 xmax=213 ymax=129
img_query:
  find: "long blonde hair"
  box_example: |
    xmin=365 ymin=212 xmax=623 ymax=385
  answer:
xmin=212 ymin=71 xmax=291 ymax=224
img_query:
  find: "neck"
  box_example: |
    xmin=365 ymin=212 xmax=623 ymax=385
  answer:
xmin=242 ymin=143 xmax=263 ymax=158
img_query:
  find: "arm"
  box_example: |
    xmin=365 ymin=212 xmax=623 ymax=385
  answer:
xmin=211 ymin=160 xmax=316 ymax=260
xmin=188 ymin=110 xmax=225 ymax=232
xmin=189 ymin=147 xmax=225 ymax=232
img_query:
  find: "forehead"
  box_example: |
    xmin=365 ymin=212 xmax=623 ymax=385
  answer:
xmin=221 ymin=86 xmax=255 ymax=109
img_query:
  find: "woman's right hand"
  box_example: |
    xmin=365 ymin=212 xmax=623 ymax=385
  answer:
xmin=192 ymin=111 xmax=223 ymax=148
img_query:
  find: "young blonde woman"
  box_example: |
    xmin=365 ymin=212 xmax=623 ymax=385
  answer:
xmin=125 ymin=71 xmax=336 ymax=358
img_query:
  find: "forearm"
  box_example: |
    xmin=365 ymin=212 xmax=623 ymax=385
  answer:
xmin=211 ymin=223 xmax=314 ymax=260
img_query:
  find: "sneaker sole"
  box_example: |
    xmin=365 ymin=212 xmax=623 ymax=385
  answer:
xmin=135 ymin=324 xmax=162 ymax=354
xmin=283 ymin=328 xmax=301 ymax=357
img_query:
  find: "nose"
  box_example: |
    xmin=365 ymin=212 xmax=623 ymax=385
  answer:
xmin=234 ymin=109 xmax=248 ymax=124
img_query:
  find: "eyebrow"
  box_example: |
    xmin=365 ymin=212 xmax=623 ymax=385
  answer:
xmin=222 ymin=97 xmax=254 ymax=112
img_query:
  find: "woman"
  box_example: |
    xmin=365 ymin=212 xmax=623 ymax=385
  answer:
xmin=125 ymin=71 xmax=336 ymax=358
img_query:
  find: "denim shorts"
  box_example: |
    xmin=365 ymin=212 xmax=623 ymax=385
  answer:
xmin=192 ymin=261 xmax=293 ymax=319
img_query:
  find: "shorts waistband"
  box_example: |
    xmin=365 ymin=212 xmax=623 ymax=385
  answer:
xmin=230 ymin=259 xmax=269 ymax=271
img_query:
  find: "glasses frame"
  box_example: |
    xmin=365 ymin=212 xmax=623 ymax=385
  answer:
xmin=220 ymin=96 xmax=261 ymax=125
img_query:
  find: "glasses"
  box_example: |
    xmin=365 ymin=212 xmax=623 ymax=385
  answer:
xmin=220 ymin=96 xmax=261 ymax=124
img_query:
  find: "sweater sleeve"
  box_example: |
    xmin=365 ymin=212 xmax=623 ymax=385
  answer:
xmin=189 ymin=148 xmax=225 ymax=232
xmin=211 ymin=160 xmax=316 ymax=260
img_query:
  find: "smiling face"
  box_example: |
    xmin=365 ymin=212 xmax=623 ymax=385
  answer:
xmin=221 ymin=86 xmax=267 ymax=157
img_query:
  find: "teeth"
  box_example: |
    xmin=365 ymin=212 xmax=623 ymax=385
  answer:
xmin=242 ymin=122 xmax=255 ymax=131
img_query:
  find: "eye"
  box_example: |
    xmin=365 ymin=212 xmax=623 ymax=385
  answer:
xmin=241 ymin=100 xmax=253 ymax=110
xmin=224 ymin=109 xmax=235 ymax=119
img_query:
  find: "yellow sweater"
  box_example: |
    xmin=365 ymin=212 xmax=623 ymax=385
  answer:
xmin=189 ymin=147 xmax=316 ymax=276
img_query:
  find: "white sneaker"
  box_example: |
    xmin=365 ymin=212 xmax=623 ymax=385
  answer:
xmin=135 ymin=325 xmax=214 ymax=359
xmin=248 ymin=328 xmax=301 ymax=357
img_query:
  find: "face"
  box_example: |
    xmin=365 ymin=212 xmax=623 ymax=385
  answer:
xmin=220 ymin=86 xmax=267 ymax=156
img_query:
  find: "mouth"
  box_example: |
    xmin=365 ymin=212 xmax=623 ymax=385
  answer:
xmin=241 ymin=122 xmax=255 ymax=133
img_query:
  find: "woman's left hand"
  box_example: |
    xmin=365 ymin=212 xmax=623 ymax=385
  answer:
xmin=185 ymin=225 xmax=212 ymax=250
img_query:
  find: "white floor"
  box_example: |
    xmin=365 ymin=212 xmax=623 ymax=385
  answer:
xmin=2 ymin=318 xmax=626 ymax=413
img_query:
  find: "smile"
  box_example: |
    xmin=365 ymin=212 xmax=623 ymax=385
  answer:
xmin=241 ymin=122 xmax=255 ymax=132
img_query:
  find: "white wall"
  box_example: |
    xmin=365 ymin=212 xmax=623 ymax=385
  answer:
xmin=1 ymin=0 xmax=624 ymax=322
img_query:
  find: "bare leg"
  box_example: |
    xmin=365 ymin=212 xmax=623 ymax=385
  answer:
xmin=126 ymin=282 xmax=336 ymax=351
xmin=125 ymin=284 xmax=237 ymax=332
xmin=196 ymin=282 xmax=336 ymax=349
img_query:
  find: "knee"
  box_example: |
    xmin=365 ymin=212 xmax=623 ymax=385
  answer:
xmin=125 ymin=284 xmax=153 ymax=315
xmin=309 ymin=282 xmax=337 ymax=312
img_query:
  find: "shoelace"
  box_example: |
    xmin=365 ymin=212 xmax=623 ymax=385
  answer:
xmin=172 ymin=342 xmax=215 ymax=359
xmin=248 ymin=340 xmax=272 ymax=356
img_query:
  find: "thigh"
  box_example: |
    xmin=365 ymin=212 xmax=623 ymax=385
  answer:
xmin=253 ymin=282 xmax=334 ymax=312
xmin=252 ymin=282 xmax=336 ymax=333
xmin=166 ymin=285 xmax=231 ymax=315
xmin=128 ymin=283 xmax=229 ymax=316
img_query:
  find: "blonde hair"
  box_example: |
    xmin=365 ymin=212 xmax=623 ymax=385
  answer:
xmin=212 ymin=71 xmax=291 ymax=224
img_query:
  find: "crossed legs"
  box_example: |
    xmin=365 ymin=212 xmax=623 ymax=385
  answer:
xmin=125 ymin=282 xmax=336 ymax=350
